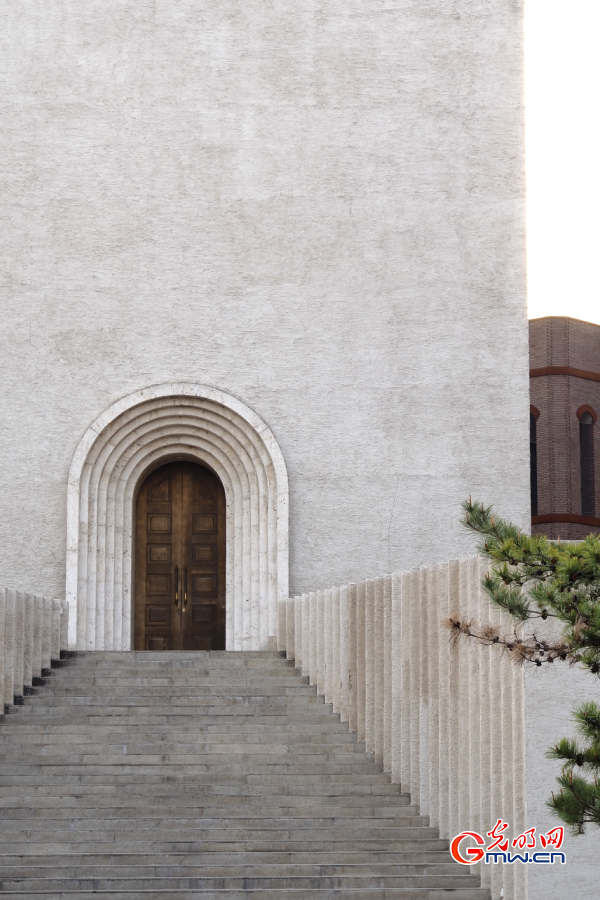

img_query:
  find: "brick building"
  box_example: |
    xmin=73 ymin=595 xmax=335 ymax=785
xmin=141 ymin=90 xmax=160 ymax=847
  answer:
xmin=530 ymin=316 xmax=600 ymax=539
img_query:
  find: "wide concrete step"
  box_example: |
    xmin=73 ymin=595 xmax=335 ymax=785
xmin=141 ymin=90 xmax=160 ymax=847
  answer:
xmin=6 ymin=711 xmax=338 ymax=721
xmin=0 ymin=805 xmax=415 ymax=820
xmin=0 ymin=854 xmax=458 ymax=867
xmin=0 ymin=739 xmax=366 ymax=753
xmin=32 ymin=683 xmax=317 ymax=692
xmin=63 ymin=652 xmax=285 ymax=660
xmin=0 ymin=864 xmax=465 ymax=877
xmin=0 ymin=852 xmax=458 ymax=866
xmin=0 ymin=822 xmax=439 ymax=840
xmin=0 ymin=727 xmax=351 ymax=739
xmin=5 ymin=714 xmax=342 ymax=740
xmin=0 ymin=840 xmax=450 ymax=854
xmin=0 ymin=793 xmax=409 ymax=808
xmin=0 ymin=720 xmax=351 ymax=733
xmin=0 ymin=733 xmax=357 ymax=746
xmin=39 ymin=687 xmax=319 ymax=699
xmin=43 ymin=673 xmax=308 ymax=684
xmin=0 ymin=742 xmax=363 ymax=753
xmin=0 ymin=810 xmax=423 ymax=825
xmin=0 ymin=754 xmax=385 ymax=767
xmin=0 ymin=768 xmax=390 ymax=782
xmin=10 ymin=701 xmax=332 ymax=713
xmin=0 ymin=774 xmax=398 ymax=803
xmin=0 ymin=804 xmax=416 ymax=818
xmin=0 ymin=875 xmax=482 ymax=890
xmin=12 ymin=695 xmax=327 ymax=707
xmin=0 ymin=782 xmax=405 ymax=797
xmin=0 ymin=743 xmax=375 ymax=757
xmin=4 ymin=715 xmax=342 ymax=727
xmin=0 ymin=890 xmax=490 ymax=899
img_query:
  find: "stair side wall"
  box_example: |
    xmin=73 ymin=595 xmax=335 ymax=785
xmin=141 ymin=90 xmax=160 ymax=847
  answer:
xmin=280 ymin=557 xmax=528 ymax=900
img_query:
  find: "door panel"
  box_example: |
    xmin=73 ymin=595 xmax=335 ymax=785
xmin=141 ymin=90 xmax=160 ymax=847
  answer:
xmin=182 ymin=464 xmax=226 ymax=651
xmin=134 ymin=462 xmax=226 ymax=651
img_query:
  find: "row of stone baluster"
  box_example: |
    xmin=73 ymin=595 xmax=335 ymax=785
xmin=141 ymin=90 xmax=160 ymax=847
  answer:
xmin=0 ymin=588 xmax=69 ymax=714
xmin=276 ymin=557 xmax=527 ymax=900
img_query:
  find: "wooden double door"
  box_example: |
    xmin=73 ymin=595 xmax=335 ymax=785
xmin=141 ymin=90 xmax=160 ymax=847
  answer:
xmin=134 ymin=461 xmax=226 ymax=651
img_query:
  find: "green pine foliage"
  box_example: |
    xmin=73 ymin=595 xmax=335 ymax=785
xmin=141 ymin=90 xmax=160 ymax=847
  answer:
xmin=546 ymin=702 xmax=600 ymax=832
xmin=458 ymin=499 xmax=600 ymax=835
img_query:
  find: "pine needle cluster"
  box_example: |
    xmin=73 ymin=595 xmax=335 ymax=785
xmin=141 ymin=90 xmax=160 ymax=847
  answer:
xmin=546 ymin=703 xmax=600 ymax=832
xmin=453 ymin=498 xmax=600 ymax=834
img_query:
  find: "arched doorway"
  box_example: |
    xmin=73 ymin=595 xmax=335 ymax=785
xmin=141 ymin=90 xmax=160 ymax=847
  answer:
xmin=134 ymin=461 xmax=226 ymax=651
xmin=66 ymin=383 xmax=288 ymax=651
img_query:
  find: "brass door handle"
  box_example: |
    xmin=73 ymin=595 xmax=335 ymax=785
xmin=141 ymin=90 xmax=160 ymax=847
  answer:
xmin=175 ymin=565 xmax=179 ymax=609
xmin=183 ymin=568 xmax=188 ymax=610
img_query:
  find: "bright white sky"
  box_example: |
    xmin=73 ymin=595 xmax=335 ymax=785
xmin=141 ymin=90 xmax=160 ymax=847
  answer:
xmin=526 ymin=0 xmax=600 ymax=324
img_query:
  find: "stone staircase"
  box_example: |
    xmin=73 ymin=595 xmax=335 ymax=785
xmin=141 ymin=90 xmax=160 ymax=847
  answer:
xmin=0 ymin=651 xmax=489 ymax=899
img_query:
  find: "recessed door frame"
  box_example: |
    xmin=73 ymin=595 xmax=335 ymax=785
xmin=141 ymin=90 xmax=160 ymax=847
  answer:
xmin=134 ymin=459 xmax=226 ymax=651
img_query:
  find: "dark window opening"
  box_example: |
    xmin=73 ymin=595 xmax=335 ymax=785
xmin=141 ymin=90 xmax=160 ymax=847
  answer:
xmin=580 ymin=411 xmax=596 ymax=517
xmin=530 ymin=412 xmax=538 ymax=516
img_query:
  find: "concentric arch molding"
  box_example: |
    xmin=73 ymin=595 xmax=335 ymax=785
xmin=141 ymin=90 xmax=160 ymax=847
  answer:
xmin=65 ymin=383 xmax=289 ymax=651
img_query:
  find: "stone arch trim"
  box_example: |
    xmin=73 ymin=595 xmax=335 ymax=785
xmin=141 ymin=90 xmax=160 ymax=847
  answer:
xmin=66 ymin=384 xmax=289 ymax=651
xmin=577 ymin=404 xmax=597 ymax=423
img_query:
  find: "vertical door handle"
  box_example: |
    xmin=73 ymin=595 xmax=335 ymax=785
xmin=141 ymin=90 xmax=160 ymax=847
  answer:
xmin=174 ymin=565 xmax=179 ymax=609
xmin=183 ymin=568 xmax=188 ymax=610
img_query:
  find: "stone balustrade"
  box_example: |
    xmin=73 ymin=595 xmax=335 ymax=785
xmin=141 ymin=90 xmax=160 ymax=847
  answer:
xmin=278 ymin=557 xmax=527 ymax=900
xmin=0 ymin=588 xmax=69 ymax=715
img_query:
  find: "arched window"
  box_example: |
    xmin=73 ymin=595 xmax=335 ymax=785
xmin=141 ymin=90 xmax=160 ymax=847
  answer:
xmin=530 ymin=407 xmax=539 ymax=516
xmin=578 ymin=407 xmax=596 ymax=517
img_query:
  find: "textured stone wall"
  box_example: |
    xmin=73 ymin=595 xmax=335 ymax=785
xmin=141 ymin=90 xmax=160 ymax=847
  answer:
xmin=0 ymin=0 xmax=529 ymax=600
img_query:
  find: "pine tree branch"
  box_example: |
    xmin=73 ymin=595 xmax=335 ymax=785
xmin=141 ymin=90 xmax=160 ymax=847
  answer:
xmin=442 ymin=616 xmax=571 ymax=667
xmin=459 ymin=499 xmax=600 ymax=679
xmin=548 ymin=772 xmax=600 ymax=833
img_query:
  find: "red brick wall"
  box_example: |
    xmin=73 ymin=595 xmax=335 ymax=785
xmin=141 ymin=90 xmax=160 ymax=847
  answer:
xmin=529 ymin=317 xmax=600 ymax=538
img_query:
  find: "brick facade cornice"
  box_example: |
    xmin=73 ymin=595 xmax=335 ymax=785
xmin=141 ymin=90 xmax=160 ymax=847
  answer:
xmin=530 ymin=366 xmax=600 ymax=382
xmin=532 ymin=513 xmax=600 ymax=528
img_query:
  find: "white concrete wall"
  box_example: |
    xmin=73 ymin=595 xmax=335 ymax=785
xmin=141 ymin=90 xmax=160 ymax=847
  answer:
xmin=525 ymin=665 xmax=600 ymax=900
xmin=0 ymin=0 xmax=529 ymax=601
xmin=279 ymin=557 xmax=528 ymax=900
